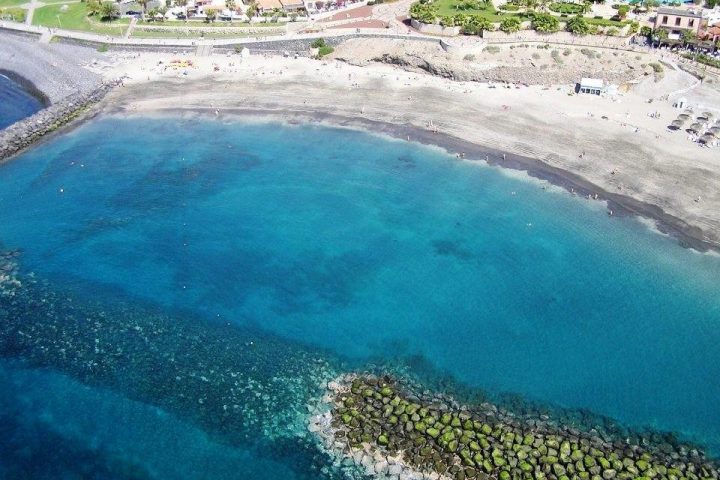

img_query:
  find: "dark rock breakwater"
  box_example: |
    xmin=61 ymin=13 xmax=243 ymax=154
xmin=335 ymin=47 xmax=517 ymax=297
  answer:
xmin=0 ymin=82 xmax=118 ymax=162
xmin=312 ymin=375 xmax=719 ymax=480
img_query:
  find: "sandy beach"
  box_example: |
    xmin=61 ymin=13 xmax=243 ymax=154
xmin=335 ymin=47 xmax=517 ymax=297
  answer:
xmin=88 ymin=49 xmax=720 ymax=251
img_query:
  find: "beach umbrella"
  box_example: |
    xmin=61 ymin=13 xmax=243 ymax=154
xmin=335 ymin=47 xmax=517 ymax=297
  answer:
xmin=688 ymin=122 xmax=703 ymax=133
xmin=709 ymin=126 xmax=720 ymax=136
xmin=677 ymin=113 xmax=691 ymax=120
xmin=702 ymin=112 xmax=714 ymax=120
xmin=670 ymin=119 xmax=685 ymax=130
xmin=699 ymin=134 xmax=716 ymax=144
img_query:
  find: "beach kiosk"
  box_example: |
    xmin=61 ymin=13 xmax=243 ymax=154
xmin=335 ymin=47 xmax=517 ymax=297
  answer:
xmin=579 ymin=78 xmax=603 ymax=95
xmin=674 ymin=97 xmax=688 ymax=109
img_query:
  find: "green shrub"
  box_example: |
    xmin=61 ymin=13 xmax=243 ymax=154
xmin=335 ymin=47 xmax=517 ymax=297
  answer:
xmin=551 ymin=49 xmax=563 ymax=64
xmin=485 ymin=45 xmax=501 ymax=53
xmin=580 ymin=47 xmax=598 ymax=58
xmin=0 ymin=7 xmax=27 ymax=22
xmin=532 ymin=52 xmax=541 ymax=59
xmin=684 ymin=53 xmax=720 ymax=69
xmin=317 ymin=45 xmax=334 ymax=57
xmin=563 ymin=48 xmax=571 ymax=56
xmin=311 ymin=38 xmax=326 ymax=48
xmin=586 ymin=16 xmax=627 ymax=26
xmin=648 ymin=61 xmax=663 ymax=72
xmin=463 ymin=53 xmax=476 ymax=60
xmin=97 ymin=43 xmax=109 ymax=52
xmin=549 ymin=1 xmax=582 ymax=13
xmin=531 ymin=12 xmax=559 ymax=32
xmin=499 ymin=15 xmax=521 ymax=32
xmin=498 ymin=3 xmax=520 ymax=9
xmin=566 ymin=15 xmax=589 ymax=35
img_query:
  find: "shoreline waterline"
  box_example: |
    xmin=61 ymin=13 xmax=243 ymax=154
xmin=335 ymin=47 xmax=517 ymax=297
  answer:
xmin=95 ymin=102 xmax=720 ymax=256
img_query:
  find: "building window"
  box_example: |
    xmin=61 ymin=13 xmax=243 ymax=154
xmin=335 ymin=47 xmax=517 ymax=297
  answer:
xmin=662 ymin=15 xmax=668 ymax=24
xmin=675 ymin=17 xmax=681 ymax=26
xmin=689 ymin=19 xmax=694 ymax=27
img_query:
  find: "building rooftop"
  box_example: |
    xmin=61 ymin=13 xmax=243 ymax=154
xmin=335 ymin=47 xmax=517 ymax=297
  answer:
xmin=580 ymin=78 xmax=604 ymax=89
xmin=256 ymin=0 xmax=282 ymax=9
xmin=656 ymin=7 xmax=703 ymax=18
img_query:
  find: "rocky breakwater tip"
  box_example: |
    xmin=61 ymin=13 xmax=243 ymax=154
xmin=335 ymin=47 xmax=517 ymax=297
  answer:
xmin=309 ymin=374 xmax=719 ymax=480
xmin=0 ymin=80 xmax=120 ymax=162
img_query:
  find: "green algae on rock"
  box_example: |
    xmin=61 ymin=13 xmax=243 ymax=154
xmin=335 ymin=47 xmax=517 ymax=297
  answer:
xmin=312 ymin=375 xmax=719 ymax=480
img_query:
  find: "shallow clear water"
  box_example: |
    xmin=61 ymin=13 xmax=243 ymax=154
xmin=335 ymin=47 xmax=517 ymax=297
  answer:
xmin=0 ymin=74 xmax=44 ymax=129
xmin=1 ymin=116 xmax=719 ymax=477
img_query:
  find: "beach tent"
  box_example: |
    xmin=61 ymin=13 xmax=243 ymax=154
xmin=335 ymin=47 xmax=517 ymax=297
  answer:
xmin=670 ymin=119 xmax=685 ymax=130
xmin=699 ymin=134 xmax=716 ymax=144
xmin=674 ymin=98 xmax=688 ymax=109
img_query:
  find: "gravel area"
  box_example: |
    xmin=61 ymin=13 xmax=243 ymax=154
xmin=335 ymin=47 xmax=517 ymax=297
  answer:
xmin=0 ymin=30 xmax=103 ymax=103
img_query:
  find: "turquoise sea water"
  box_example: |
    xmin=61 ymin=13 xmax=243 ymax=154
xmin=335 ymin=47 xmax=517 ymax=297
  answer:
xmin=1 ymin=116 xmax=720 ymax=478
xmin=0 ymin=74 xmax=44 ymax=129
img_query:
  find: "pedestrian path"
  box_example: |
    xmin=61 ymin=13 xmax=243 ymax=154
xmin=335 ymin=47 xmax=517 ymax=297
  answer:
xmin=195 ymin=43 xmax=213 ymax=56
xmin=123 ymin=16 xmax=137 ymax=39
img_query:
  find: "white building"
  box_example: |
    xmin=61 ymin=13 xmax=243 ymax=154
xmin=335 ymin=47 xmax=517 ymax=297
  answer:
xmin=579 ymin=78 xmax=603 ymax=95
xmin=704 ymin=7 xmax=720 ymax=26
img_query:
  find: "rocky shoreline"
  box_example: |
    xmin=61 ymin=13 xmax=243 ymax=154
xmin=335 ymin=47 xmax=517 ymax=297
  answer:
xmin=0 ymin=81 xmax=119 ymax=163
xmin=310 ymin=374 xmax=719 ymax=480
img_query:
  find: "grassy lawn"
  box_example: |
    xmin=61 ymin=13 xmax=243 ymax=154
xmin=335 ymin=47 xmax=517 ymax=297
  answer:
xmin=32 ymin=2 xmax=129 ymax=35
xmin=431 ymin=0 xmax=528 ymax=22
xmin=0 ymin=5 xmax=26 ymax=21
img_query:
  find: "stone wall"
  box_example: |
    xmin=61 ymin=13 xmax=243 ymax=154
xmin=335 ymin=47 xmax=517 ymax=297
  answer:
xmin=410 ymin=19 xmax=461 ymax=37
xmin=0 ymin=82 xmax=117 ymax=162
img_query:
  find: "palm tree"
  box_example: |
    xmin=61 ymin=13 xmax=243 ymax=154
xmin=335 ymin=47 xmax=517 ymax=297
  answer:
xmin=681 ymin=28 xmax=696 ymax=46
xmin=99 ymin=1 xmax=119 ymax=19
xmin=581 ymin=1 xmax=592 ymax=14
xmin=653 ymin=27 xmax=668 ymax=46
xmin=226 ymin=0 xmax=236 ymax=11
xmin=205 ymin=6 xmax=217 ymax=21
xmin=246 ymin=1 xmax=257 ymax=20
xmin=86 ymin=0 xmax=103 ymax=16
xmin=137 ymin=0 xmax=151 ymax=19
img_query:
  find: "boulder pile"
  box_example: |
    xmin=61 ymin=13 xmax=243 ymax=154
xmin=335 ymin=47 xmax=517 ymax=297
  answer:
xmin=0 ymin=81 xmax=118 ymax=162
xmin=311 ymin=374 xmax=719 ymax=480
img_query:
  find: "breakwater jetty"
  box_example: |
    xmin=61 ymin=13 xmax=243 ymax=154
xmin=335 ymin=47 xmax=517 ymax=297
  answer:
xmin=0 ymin=82 xmax=117 ymax=162
xmin=311 ymin=375 xmax=719 ymax=480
